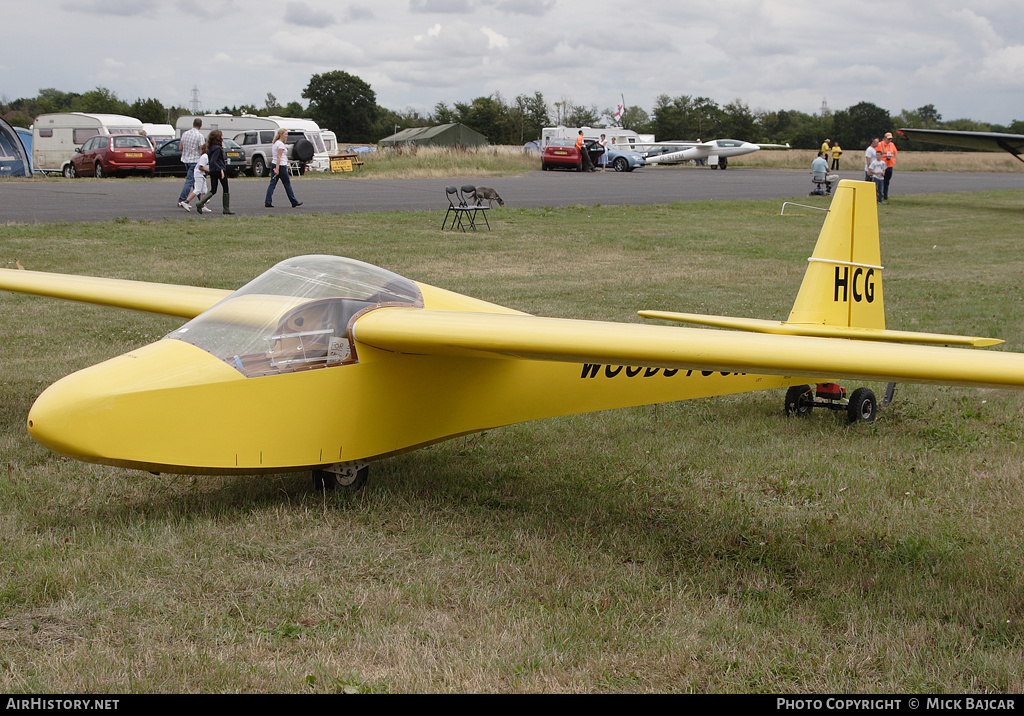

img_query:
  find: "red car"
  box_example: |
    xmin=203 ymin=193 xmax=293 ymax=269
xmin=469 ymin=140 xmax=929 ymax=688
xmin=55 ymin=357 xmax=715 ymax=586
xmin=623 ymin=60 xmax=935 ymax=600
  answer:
xmin=69 ymin=134 xmax=155 ymax=178
xmin=541 ymin=138 xmax=584 ymax=171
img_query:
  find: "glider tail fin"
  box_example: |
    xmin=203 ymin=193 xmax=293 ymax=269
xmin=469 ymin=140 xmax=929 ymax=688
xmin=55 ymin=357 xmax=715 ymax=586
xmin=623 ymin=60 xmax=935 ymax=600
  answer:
xmin=787 ymin=180 xmax=885 ymax=331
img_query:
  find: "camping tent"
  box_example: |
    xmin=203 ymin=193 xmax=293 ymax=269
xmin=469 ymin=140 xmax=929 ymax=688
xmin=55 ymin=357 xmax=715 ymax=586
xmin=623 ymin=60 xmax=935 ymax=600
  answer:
xmin=0 ymin=118 xmax=31 ymax=177
xmin=379 ymin=123 xmax=488 ymax=149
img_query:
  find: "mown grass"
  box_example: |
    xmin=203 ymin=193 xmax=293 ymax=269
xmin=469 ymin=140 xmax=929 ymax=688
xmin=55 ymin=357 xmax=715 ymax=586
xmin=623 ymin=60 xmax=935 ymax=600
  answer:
xmin=1 ymin=190 xmax=1023 ymax=692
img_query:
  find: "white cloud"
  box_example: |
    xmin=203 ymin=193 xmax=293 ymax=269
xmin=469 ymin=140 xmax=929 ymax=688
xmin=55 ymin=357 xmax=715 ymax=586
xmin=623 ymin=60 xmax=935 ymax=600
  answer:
xmin=3 ymin=0 xmax=1022 ymax=124
xmin=481 ymin=27 xmax=508 ymax=49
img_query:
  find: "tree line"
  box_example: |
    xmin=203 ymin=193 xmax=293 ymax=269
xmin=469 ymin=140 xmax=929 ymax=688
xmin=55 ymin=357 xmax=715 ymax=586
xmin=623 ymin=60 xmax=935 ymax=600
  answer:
xmin=4 ymin=72 xmax=1022 ymax=152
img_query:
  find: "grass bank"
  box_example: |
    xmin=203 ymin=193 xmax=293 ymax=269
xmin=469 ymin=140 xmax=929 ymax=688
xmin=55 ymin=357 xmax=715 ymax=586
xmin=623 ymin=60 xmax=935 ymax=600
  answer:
xmin=1 ymin=191 xmax=1023 ymax=692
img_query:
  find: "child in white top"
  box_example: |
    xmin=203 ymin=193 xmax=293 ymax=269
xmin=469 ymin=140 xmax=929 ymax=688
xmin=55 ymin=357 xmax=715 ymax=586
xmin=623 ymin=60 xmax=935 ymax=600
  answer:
xmin=868 ymin=157 xmax=887 ymax=204
xmin=185 ymin=144 xmax=211 ymax=212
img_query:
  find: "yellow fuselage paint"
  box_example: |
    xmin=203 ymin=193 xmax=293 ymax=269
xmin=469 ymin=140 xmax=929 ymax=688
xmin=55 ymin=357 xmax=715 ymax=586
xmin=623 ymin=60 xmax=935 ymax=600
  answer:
xmin=27 ymin=333 xmax=799 ymax=474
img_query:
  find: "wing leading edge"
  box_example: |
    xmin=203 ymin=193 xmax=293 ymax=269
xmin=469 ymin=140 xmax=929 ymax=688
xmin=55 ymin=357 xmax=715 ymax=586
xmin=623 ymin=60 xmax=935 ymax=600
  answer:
xmin=0 ymin=268 xmax=230 ymax=319
xmin=898 ymin=128 xmax=1024 ymax=162
xmin=353 ymin=308 xmax=1024 ymax=391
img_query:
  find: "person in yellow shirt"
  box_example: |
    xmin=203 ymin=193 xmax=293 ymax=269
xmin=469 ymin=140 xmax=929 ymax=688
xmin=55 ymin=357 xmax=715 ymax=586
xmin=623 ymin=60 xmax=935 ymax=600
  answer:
xmin=830 ymin=142 xmax=842 ymax=170
xmin=821 ymin=138 xmax=831 ymax=156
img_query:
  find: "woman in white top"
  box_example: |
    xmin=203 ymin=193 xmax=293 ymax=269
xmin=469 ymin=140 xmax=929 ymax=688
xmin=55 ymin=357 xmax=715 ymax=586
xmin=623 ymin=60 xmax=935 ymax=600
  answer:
xmin=264 ymin=128 xmax=302 ymax=208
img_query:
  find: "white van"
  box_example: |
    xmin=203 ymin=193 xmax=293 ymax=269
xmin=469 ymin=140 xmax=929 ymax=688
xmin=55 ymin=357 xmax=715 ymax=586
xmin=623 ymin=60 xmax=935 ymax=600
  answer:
xmin=33 ymin=113 xmax=144 ymax=176
xmin=175 ymin=114 xmax=330 ymax=176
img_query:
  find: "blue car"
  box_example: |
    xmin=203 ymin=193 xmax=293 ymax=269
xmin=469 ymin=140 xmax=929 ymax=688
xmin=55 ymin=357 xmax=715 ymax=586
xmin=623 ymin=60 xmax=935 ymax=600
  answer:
xmin=586 ymin=140 xmax=645 ymax=172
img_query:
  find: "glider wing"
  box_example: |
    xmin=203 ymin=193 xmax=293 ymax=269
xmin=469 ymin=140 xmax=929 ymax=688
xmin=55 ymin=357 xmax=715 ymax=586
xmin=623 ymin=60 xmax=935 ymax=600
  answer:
xmin=0 ymin=268 xmax=230 ymax=319
xmin=353 ymin=308 xmax=1024 ymax=390
xmin=898 ymin=128 xmax=1024 ymax=162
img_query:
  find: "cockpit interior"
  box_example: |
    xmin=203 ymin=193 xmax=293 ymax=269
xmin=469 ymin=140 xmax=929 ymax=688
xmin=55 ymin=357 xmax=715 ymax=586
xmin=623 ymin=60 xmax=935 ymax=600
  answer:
xmin=166 ymin=255 xmax=423 ymax=377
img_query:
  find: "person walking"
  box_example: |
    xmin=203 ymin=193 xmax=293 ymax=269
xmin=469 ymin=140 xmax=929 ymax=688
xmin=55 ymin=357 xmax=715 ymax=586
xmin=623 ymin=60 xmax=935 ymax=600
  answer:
xmin=195 ymin=130 xmax=234 ymax=215
xmin=264 ymin=128 xmax=302 ymax=208
xmin=177 ymin=118 xmax=203 ymax=211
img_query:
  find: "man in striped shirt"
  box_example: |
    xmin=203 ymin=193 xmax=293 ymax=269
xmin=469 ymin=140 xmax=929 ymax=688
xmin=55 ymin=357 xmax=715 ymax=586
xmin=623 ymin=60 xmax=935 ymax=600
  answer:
xmin=177 ymin=118 xmax=203 ymax=211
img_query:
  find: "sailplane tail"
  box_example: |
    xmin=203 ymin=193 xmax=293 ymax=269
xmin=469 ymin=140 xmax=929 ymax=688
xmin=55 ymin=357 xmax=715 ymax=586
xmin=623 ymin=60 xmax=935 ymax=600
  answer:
xmin=638 ymin=180 xmax=1000 ymax=347
xmin=787 ymin=180 xmax=885 ymax=330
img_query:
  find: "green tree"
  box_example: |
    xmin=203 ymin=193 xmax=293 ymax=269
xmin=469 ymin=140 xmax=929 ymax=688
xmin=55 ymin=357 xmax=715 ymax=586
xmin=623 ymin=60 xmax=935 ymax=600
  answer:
xmin=831 ymin=101 xmax=892 ymax=151
xmin=302 ymin=71 xmax=379 ymax=142
xmin=618 ymin=105 xmax=650 ymax=134
xmin=432 ymin=102 xmax=458 ymax=125
xmin=652 ymin=95 xmax=723 ymax=140
xmin=129 ymin=97 xmax=167 ymax=124
xmin=721 ymin=99 xmax=758 ymax=140
xmin=75 ymin=87 xmax=129 ymax=115
xmin=460 ymin=95 xmax=508 ymax=143
xmin=514 ymin=92 xmax=549 ymax=142
xmin=283 ymin=101 xmax=306 ymax=118
xmin=895 ymin=104 xmax=942 ymax=129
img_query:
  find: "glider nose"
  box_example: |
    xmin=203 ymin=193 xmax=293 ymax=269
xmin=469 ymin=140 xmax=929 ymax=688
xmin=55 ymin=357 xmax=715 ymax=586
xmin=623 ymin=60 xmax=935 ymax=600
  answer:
xmin=27 ymin=339 xmax=242 ymax=468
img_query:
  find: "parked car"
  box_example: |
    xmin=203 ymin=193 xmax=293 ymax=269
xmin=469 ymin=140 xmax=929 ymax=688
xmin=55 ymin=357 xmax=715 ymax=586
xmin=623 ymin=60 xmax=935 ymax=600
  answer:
xmin=233 ymin=129 xmax=316 ymax=177
xmin=541 ymin=138 xmax=583 ymax=171
xmin=153 ymin=138 xmax=247 ymax=178
xmin=541 ymin=139 xmax=646 ymax=172
xmin=589 ymin=142 xmax=646 ymax=172
xmin=68 ymin=134 xmax=155 ymax=178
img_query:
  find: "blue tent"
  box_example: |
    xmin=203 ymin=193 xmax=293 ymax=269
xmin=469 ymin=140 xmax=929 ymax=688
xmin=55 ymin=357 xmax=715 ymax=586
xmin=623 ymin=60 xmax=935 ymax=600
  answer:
xmin=0 ymin=118 xmax=31 ymax=177
xmin=15 ymin=127 xmax=33 ymax=172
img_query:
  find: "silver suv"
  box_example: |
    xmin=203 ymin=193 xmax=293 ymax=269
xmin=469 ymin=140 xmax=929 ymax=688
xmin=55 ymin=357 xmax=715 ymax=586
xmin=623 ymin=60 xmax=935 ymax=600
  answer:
xmin=232 ymin=130 xmax=320 ymax=177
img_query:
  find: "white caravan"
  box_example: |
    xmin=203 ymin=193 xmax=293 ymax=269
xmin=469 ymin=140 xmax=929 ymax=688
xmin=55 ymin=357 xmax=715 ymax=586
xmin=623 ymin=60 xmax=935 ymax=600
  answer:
xmin=141 ymin=123 xmax=175 ymax=148
xmin=540 ymin=126 xmax=653 ymax=150
xmin=32 ymin=113 xmax=144 ymax=176
xmin=174 ymin=115 xmax=330 ymax=175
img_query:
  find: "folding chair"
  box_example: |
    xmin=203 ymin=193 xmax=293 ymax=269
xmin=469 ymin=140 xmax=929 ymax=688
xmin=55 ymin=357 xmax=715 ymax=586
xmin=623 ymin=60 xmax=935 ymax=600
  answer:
xmin=460 ymin=184 xmax=490 ymax=230
xmin=442 ymin=185 xmax=476 ymax=231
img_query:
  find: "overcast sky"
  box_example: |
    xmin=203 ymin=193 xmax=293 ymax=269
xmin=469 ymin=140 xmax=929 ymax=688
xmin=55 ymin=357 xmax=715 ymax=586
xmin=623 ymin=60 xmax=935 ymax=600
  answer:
xmin=3 ymin=0 xmax=1022 ymax=128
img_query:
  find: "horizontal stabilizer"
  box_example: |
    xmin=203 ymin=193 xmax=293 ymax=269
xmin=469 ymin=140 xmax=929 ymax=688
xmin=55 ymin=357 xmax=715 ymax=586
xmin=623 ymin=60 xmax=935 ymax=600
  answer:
xmin=637 ymin=310 xmax=1003 ymax=347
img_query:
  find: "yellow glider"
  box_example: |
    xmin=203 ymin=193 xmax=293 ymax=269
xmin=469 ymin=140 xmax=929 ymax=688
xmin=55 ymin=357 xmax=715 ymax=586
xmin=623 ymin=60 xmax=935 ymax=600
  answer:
xmin=0 ymin=180 xmax=1020 ymax=490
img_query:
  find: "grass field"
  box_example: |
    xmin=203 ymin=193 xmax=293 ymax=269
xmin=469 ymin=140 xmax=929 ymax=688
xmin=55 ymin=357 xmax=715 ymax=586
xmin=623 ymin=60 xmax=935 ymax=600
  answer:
xmin=1 ymin=188 xmax=1023 ymax=692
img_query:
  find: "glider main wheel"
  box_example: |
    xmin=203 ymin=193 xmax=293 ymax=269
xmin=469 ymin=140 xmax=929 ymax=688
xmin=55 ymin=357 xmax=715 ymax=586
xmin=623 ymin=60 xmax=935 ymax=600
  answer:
xmin=312 ymin=464 xmax=368 ymax=492
xmin=846 ymin=388 xmax=878 ymax=423
xmin=784 ymin=384 xmax=814 ymax=417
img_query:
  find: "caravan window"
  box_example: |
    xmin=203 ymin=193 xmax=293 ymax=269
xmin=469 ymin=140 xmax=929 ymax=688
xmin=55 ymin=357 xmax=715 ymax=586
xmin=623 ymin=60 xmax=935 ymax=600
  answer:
xmin=73 ymin=129 xmax=98 ymax=144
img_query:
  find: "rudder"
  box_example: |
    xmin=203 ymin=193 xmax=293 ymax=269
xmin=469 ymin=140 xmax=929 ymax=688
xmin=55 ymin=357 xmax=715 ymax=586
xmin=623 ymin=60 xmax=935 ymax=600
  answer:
xmin=787 ymin=180 xmax=885 ymax=330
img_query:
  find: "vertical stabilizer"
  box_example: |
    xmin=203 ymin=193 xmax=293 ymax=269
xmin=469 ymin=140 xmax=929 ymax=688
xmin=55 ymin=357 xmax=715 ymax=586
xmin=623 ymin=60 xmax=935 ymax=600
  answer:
xmin=787 ymin=180 xmax=885 ymax=329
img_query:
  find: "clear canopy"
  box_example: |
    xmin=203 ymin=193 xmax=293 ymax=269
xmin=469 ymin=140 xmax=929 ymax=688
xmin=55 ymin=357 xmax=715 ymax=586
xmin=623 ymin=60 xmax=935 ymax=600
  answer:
xmin=166 ymin=255 xmax=422 ymax=377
